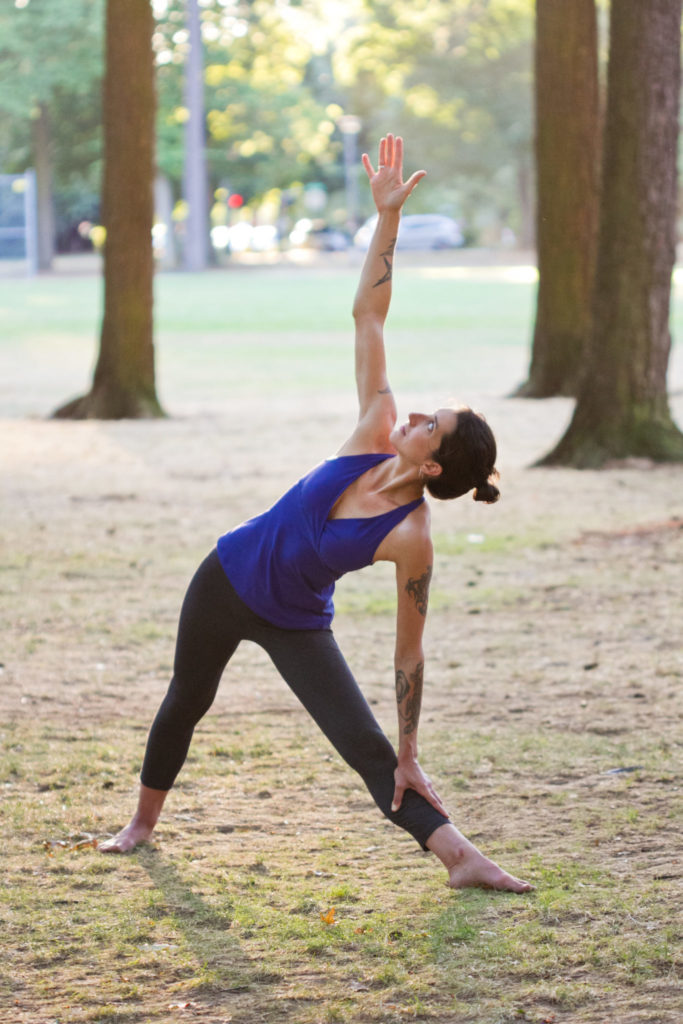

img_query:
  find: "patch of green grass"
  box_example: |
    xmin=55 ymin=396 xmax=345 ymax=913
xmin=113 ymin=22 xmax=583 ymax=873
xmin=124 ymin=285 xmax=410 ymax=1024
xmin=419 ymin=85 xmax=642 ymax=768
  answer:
xmin=1 ymin=720 xmax=681 ymax=1024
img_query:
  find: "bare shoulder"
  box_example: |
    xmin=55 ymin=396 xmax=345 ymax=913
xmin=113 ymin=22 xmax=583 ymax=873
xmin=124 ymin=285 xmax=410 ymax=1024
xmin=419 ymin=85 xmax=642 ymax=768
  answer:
xmin=374 ymin=499 xmax=432 ymax=566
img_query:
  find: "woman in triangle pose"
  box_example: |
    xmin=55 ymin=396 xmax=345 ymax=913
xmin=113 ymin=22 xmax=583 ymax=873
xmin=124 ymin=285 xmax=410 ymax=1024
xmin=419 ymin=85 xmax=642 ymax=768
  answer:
xmin=101 ymin=134 xmax=531 ymax=894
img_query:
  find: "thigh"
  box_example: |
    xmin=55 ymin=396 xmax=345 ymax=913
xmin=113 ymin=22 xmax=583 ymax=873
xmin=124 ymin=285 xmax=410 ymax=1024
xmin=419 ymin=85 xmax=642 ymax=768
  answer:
xmin=171 ymin=551 xmax=244 ymax=703
xmin=261 ymin=626 xmax=396 ymax=768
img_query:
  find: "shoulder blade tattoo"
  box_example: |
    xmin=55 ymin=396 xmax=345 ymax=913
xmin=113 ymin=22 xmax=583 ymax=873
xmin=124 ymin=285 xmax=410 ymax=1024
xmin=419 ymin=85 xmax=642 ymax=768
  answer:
xmin=372 ymin=237 xmax=397 ymax=288
xmin=405 ymin=565 xmax=432 ymax=617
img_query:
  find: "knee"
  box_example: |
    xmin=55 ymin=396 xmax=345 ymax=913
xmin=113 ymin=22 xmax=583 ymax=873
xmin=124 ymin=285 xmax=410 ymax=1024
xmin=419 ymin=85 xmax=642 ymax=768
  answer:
xmin=160 ymin=674 xmax=218 ymax=725
xmin=345 ymin=725 xmax=396 ymax=774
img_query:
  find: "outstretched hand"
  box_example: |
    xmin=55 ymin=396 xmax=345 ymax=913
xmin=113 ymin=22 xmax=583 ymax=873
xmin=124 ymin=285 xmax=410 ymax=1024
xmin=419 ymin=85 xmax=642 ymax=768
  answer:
xmin=362 ymin=134 xmax=426 ymax=213
xmin=392 ymin=757 xmax=449 ymax=819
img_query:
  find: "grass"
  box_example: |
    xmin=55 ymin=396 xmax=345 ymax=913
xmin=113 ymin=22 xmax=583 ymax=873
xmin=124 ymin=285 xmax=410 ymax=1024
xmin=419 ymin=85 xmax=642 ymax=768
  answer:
xmin=0 ymin=263 xmax=537 ymax=415
xmin=2 ymin=714 xmax=681 ymax=1023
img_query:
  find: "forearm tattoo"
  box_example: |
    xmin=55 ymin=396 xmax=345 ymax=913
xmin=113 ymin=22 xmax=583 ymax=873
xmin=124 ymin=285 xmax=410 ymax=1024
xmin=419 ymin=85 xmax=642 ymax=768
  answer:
xmin=372 ymin=237 xmax=397 ymax=288
xmin=395 ymin=660 xmax=424 ymax=735
xmin=405 ymin=565 xmax=432 ymax=617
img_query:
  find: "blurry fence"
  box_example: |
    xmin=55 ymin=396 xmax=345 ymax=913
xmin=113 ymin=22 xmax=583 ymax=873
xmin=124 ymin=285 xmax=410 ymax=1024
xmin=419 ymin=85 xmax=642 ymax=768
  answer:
xmin=0 ymin=170 xmax=38 ymax=274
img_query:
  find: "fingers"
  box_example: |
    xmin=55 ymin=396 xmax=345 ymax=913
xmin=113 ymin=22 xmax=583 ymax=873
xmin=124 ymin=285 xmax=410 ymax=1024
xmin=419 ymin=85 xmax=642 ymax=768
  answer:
xmin=361 ymin=152 xmax=374 ymax=180
xmin=391 ymin=782 xmax=404 ymax=813
xmin=405 ymin=169 xmax=427 ymax=193
xmin=424 ymin=785 xmax=449 ymax=819
xmin=394 ymin=134 xmax=402 ymax=174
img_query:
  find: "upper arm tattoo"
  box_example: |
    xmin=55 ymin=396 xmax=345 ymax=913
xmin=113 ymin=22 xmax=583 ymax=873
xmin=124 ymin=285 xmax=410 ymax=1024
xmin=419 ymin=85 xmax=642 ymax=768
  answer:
xmin=377 ymin=385 xmax=392 ymax=395
xmin=395 ymin=660 xmax=424 ymax=734
xmin=404 ymin=565 xmax=432 ymax=617
xmin=372 ymin=237 xmax=397 ymax=288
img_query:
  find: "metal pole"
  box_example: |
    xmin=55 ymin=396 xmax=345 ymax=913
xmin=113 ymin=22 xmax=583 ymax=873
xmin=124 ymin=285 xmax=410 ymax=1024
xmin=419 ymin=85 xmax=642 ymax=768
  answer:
xmin=24 ymin=168 xmax=39 ymax=276
xmin=338 ymin=115 xmax=362 ymax=234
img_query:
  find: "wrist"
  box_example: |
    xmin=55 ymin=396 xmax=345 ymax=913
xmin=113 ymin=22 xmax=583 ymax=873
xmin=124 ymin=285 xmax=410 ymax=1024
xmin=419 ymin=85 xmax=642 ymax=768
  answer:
xmin=376 ymin=208 xmax=401 ymax=222
xmin=398 ymin=740 xmax=419 ymax=763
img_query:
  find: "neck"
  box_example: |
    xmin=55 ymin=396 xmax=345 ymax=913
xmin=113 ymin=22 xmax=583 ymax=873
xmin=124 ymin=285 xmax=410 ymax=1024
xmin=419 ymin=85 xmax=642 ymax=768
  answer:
xmin=373 ymin=454 xmax=424 ymax=504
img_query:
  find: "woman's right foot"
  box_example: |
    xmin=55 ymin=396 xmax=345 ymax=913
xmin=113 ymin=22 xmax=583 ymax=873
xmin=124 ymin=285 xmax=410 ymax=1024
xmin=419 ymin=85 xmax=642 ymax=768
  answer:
xmin=99 ymin=821 xmax=155 ymax=854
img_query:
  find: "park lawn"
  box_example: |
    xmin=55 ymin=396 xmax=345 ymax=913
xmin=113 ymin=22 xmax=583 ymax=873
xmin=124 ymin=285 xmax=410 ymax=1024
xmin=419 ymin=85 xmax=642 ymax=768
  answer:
xmin=1 ymin=259 xmax=682 ymax=1023
xmin=0 ymin=261 xmax=537 ymax=417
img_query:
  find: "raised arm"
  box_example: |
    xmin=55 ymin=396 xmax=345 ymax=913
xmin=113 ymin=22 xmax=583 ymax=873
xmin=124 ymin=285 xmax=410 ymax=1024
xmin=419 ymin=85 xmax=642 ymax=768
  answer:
xmin=341 ymin=135 xmax=426 ymax=454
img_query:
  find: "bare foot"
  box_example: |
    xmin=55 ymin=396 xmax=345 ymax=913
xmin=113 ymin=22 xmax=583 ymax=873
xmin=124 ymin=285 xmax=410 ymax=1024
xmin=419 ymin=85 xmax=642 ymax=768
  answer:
xmin=427 ymin=823 xmax=533 ymax=893
xmin=447 ymin=845 xmax=533 ymax=893
xmin=99 ymin=821 xmax=155 ymax=854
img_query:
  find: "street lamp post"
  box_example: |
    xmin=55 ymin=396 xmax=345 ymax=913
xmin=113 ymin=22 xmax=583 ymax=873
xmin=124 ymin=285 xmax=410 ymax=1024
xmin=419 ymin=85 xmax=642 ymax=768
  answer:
xmin=338 ymin=114 xmax=362 ymax=235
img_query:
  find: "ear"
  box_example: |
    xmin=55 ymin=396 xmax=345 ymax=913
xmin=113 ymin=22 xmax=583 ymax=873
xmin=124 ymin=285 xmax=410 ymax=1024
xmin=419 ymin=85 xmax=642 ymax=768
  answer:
xmin=420 ymin=458 xmax=442 ymax=479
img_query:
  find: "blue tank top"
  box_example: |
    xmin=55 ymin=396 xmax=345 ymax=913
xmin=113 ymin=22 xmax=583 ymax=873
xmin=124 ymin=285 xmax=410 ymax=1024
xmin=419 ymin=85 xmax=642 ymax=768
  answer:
xmin=216 ymin=453 xmax=424 ymax=630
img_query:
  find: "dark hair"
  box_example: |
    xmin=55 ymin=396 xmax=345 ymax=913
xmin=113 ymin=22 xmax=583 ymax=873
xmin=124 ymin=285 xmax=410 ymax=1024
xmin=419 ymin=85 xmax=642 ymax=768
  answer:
xmin=425 ymin=408 xmax=500 ymax=503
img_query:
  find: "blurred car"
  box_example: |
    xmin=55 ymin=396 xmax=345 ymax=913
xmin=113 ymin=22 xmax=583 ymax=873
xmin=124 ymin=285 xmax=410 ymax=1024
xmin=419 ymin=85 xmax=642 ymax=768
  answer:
xmin=210 ymin=222 xmax=279 ymax=253
xmin=289 ymin=218 xmax=350 ymax=251
xmin=354 ymin=213 xmax=464 ymax=251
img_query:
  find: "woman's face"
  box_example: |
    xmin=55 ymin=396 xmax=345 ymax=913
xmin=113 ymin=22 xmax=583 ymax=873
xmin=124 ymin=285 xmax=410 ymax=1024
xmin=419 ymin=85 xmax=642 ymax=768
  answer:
xmin=390 ymin=408 xmax=458 ymax=466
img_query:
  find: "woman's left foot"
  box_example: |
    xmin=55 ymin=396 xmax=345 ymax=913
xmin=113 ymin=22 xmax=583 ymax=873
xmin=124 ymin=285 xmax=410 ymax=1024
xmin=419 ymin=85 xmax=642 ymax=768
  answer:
xmin=448 ymin=846 xmax=533 ymax=892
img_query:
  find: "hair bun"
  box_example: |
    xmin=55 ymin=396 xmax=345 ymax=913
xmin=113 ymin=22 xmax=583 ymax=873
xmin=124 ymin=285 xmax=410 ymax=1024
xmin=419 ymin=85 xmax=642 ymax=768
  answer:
xmin=473 ymin=480 xmax=500 ymax=504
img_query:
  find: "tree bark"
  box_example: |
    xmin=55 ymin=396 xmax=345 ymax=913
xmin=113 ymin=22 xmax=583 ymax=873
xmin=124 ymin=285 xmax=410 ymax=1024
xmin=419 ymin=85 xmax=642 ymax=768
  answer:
xmin=516 ymin=0 xmax=600 ymax=397
xmin=540 ymin=0 xmax=683 ymax=466
xmin=54 ymin=0 xmax=164 ymax=419
xmin=31 ymin=103 xmax=56 ymax=271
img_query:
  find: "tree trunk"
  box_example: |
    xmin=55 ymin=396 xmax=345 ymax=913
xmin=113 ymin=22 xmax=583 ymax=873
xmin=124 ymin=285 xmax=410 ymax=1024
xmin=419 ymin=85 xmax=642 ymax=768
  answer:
xmin=516 ymin=0 xmax=600 ymax=397
xmin=31 ymin=103 xmax=56 ymax=271
xmin=54 ymin=0 xmax=164 ymax=419
xmin=540 ymin=0 xmax=683 ymax=466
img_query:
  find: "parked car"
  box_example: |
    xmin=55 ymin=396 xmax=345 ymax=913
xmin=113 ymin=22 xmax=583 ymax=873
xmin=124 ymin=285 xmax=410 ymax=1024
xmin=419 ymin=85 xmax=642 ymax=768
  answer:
xmin=210 ymin=222 xmax=279 ymax=253
xmin=354 ymin=213 xmax=464 ymax=251
xmin=289 ymin=218 xmax=350 ymax=251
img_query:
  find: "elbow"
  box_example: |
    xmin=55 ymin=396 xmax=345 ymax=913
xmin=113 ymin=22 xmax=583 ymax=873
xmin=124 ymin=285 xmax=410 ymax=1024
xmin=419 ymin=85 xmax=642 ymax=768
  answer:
xmin=394 ymin=644 xmax=424 ymax=668
xmin=352 ymin=299 xmax=373 ymax=322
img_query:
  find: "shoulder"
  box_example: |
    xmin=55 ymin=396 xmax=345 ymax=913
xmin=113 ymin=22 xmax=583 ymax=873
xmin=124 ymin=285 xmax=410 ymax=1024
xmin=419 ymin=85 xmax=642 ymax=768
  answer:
xmin=375 ymin=499 xmax=432 ymax=567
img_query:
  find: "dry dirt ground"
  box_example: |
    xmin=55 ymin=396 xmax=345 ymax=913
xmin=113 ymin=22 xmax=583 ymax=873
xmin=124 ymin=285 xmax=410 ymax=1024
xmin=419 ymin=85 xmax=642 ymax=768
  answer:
xmin=1 ymin=383 xmax=682 ymax=1023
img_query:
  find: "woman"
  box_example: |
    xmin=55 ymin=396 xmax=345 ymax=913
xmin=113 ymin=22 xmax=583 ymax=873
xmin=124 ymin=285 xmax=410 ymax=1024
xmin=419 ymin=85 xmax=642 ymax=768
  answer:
xmin=102 ymin=135 xmax=531 ymax=894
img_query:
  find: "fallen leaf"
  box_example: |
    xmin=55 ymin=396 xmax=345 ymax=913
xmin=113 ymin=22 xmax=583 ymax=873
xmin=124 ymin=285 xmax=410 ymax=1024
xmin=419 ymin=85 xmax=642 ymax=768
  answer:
xmin=320 ymin=907 xmax=336 ymax=925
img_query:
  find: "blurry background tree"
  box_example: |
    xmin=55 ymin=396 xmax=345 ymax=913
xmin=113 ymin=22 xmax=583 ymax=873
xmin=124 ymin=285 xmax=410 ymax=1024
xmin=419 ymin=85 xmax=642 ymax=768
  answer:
xmin=0 ymin=0 xmax=538 ymax=257
xmin=516 ymin=0 xmax=600 ymax=397
xmin=539 ymin=0 xmax=683 ymax=467
xmin=54 ymin=0 xmax=163 ymax=419
xmin=182 ymin=0 xmax=209 ymax=271
xmin=0 ymin=0 xmax=103 ymax=268
xmin=334 ymin=0 xmax=534 ymax=242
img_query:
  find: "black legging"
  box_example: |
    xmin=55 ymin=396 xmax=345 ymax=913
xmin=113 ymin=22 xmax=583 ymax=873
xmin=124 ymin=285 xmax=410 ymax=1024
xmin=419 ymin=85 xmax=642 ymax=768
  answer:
xmin=141 ymin=549 xmax=449 ymax=850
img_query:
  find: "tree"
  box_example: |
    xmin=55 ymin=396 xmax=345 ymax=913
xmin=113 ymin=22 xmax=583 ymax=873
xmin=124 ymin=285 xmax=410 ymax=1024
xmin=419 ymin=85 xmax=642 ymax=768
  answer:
xmin=183 ymin=0 xmax=209 ymax=270
xmin=54 ymin=0 xmax=163 ymax=419
xmin=153 ymin=0 xmax=343 ymax=211
xmin=539 ymin=0 xmax=683 ymax=467
xmin=516 ymin=0 xmax=600 ymax=397
xmin=0 ymin=0 xmax=103 ymax=267
xmin=335 ymin=0 xmax=534 ymax=235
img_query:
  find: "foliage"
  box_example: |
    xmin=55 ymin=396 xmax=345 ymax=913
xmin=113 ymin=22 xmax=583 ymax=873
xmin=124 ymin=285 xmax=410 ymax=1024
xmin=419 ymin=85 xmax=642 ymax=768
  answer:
xmin=0 ymin=0 xmax=103 ymax=116
xmin=153 ymin=0 xmax=344 ymax=211
xmin=0 ymin=0 xmax=104 ymax=235
xmin=0 ymin=0 xmax=538 ymax=245
xmin=335 ymin=0 xmax=534 ymax=231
